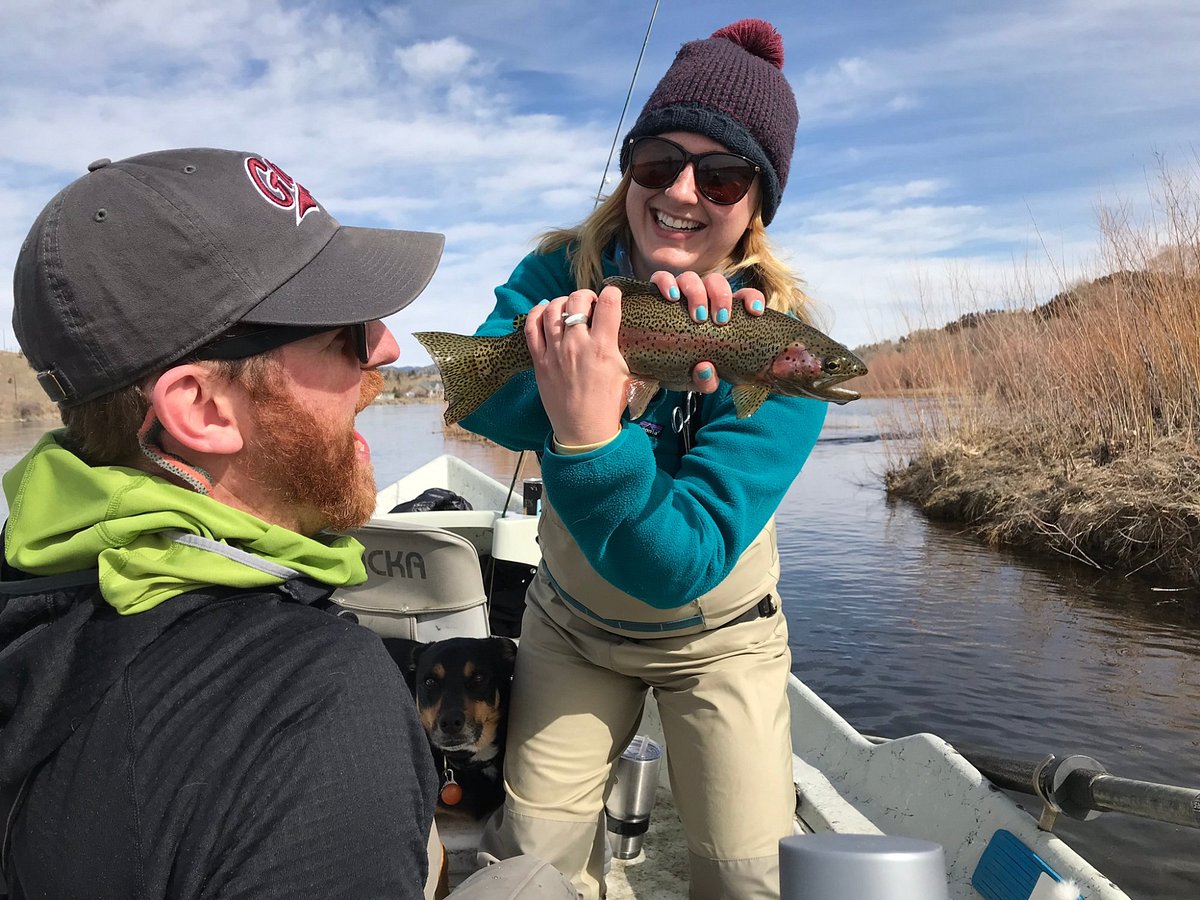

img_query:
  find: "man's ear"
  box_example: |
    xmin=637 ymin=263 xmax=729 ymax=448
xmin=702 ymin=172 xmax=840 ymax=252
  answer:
xmin=149 ymin=364 xmax=247 ymax=457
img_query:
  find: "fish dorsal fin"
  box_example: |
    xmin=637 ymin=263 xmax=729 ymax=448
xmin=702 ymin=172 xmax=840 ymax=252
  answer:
xmin=731 ymin=384 xmax=770 ymax=418
xmin=511 ymin=313 xmax=528 ymax=330
xmin=626 ymin=378 xmax=661 ymax=420
xmin=602 ymin=275 xmax=663 ymax=299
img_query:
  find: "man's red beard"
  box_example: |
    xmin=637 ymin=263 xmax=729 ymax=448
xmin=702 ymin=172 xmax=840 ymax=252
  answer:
xmin=244 ymin=368 xmax=384 ymax=534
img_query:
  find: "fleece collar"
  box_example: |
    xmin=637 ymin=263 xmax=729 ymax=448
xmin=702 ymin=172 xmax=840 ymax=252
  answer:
xmin=2 ymin=430 xmax=367 ymax=615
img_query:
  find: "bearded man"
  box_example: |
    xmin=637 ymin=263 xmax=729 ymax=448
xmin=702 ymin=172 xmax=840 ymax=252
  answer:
xmin=0 ymin=149 xmax=570 ymax=900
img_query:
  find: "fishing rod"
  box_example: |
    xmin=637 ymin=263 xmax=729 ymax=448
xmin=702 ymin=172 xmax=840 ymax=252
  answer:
xmin=500 ymin=0 xmax=662 ymax=520
xmin=865 ymin=735 xmax=1200 ymax=832
xmin=594 ymin=0 xmax=661 ymax=207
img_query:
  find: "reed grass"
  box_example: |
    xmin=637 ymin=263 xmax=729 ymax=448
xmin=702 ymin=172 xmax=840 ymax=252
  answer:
xmin=867 ymin=161 xmax=1200 ymax=583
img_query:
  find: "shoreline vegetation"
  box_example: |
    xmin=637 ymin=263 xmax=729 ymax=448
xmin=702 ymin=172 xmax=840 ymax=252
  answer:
xmin=4 ymin=164 xmax=1196 ymax=587
xmin=856 ymin=163 xmax=1200 ymax=587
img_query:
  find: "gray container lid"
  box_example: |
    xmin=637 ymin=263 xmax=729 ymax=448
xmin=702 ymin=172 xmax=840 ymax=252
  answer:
xmin=779 ymin=834 xmax=949 ymax=900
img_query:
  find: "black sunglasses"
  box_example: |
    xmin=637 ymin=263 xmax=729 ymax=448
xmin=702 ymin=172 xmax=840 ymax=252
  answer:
xmin=627 ymin=136 xmax=760 ymax=205
xmin=183 ymin=322 xmax=370 ymax=364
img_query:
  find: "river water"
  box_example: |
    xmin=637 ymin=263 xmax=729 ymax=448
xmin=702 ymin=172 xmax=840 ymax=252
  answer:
xmin=2 ymin=400 xmax=1196 ymax=898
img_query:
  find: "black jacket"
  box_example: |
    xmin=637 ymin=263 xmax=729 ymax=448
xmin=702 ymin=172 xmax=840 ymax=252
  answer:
xmin=0 ymin=567 xmax=438 ymax=899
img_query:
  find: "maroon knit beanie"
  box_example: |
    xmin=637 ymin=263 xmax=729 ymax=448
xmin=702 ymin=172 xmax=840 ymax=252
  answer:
xmin=619 ymin=19 xmax=798 ymax=225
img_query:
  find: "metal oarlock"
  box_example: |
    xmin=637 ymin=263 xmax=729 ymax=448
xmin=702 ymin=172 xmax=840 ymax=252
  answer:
xmin=865 ymin=736 xmax=1200 ymax=832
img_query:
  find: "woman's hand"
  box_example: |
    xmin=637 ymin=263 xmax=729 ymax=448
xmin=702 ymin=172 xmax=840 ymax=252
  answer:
xmin=525 ymin=284 xmax=630 ymax=448
xmin=648 ymin=271 xmax=766 ymax=392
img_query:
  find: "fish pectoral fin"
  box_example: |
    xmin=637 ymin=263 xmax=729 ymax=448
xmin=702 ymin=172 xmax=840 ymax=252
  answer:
xmin=626 ymin=378 xmax=661 ymax=420
xmin=730 ymin=384 xmax=771 ymax=418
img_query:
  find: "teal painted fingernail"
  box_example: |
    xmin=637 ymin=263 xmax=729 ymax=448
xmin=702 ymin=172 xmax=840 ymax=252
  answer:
xmin=716 ymin=308 xmax=730 ymax=324
xmin=695 ymin=306 xmax=708 ymax=322
xmin=668 ymin=285 xmax=680 ymax=300
xmin=752 ymin=299 xmax=764 ymax=313
xmin=538 ymin=298 xmax=550 ymax=305
xmin=698 ymin=366 xmax=713 ymax=381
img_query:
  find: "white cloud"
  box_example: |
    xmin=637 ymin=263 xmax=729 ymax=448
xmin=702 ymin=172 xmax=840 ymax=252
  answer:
xmin=885 ymin=95 xmax=918 ymax=113
xmin=397 ymin=38 xmax=476 ymax=81
xmin=865 ymin=180 xmax=948 ymax=206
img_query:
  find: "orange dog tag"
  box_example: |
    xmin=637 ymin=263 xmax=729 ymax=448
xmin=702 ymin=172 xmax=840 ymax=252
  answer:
xmin=440 ymin=765 xmax=462 ymax=806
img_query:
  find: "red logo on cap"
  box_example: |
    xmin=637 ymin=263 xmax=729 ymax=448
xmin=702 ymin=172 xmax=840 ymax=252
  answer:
xmin=245 ymin=157 xmax=320 ymax=225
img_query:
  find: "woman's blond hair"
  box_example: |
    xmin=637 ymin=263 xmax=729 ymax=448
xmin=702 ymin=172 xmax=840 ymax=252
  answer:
xmin=536 ymin=171 xmax=815 ymax=323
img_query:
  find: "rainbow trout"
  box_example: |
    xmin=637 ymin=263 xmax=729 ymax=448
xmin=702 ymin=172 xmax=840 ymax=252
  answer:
xmin=414 ymin=276 xmax=868 ymax=425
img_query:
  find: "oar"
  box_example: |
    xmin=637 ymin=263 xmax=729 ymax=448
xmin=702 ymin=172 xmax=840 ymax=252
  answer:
xmin=865 ymin=735 xmax=1200 ymax=832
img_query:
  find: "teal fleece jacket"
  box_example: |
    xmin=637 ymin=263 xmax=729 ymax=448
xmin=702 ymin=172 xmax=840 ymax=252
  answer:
xmin=461 ymin=245 xmax=827 ymax=607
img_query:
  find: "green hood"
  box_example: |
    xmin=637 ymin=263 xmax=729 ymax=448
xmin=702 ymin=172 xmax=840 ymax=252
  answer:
xmin=2 ymin=430 xmax=367 ymax=615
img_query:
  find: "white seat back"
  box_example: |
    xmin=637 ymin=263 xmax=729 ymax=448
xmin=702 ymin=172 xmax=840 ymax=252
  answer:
xmin=332 ymin=518 xmax=490 ymax=641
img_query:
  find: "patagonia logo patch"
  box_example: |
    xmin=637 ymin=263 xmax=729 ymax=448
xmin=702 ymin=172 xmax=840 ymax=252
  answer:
xmin=638 ymin=420 xmax=663 ymax=440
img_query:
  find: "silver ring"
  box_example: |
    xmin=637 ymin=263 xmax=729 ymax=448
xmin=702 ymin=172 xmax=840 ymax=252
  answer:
xmin=563 ymin=312 xmax=588 ymax=327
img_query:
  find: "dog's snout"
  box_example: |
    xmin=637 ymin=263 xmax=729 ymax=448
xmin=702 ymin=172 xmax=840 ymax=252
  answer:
xmin=439 ymin=708 xmax=466 ymax=732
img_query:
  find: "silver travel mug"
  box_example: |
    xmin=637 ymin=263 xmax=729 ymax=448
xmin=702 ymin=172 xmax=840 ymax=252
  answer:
xmin=778 ymin=834 xmax=949 ymax=900
xmin=605 ymin=735 xmax=663 ymax=859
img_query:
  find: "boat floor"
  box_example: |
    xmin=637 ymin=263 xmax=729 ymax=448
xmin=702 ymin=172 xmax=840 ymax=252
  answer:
xmin=439 ymin=784 xmax=690 ymax=899
xmin=605 ymin=783 xmax=690 ymax=899
xmin=439 ymin=696 xmax=694 ymax=898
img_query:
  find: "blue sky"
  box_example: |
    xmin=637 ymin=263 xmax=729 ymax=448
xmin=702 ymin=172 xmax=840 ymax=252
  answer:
xmin=2 ymin=0 xmax=1198 ymax=366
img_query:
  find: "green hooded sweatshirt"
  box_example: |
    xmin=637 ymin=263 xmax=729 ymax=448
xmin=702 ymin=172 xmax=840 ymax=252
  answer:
xmin=2 ymin=430 xmax=367 ymax=615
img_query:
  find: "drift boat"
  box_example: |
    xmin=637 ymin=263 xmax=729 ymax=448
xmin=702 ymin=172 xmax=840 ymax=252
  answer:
xmin=331 ymin=454 xmax=1198 ymax=900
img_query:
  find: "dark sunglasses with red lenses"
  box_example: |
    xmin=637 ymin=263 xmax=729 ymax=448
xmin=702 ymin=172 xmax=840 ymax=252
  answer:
xmin=627 ymin=136 xmax=761 ymax=205
xmin=183 ymin=322 xmax=370 ymax=364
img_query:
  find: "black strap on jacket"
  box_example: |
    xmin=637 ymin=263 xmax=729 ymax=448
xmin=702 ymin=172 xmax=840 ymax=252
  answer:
xmin=1 ymin=771 xmax=30 ymax=899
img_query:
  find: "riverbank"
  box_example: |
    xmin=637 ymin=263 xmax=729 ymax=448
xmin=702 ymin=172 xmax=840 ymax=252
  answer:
xmin=859 ymin=167 xmax=1200 ymax=587
xmin=882 ymin=429 xmax=1200 ymax=583
xmin=0 ymin=352 xmax=59 ymax=423
xmin=0 ymin=353 xmax=442 ymax=423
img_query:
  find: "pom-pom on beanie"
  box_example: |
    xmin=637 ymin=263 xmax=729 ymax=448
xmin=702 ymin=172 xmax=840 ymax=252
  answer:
xmin=619 ymin=19 xmax=798 ymax=225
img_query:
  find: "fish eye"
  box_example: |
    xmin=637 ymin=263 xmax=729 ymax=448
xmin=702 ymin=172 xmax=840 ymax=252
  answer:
xmin=824 ymin=357 xmax=844 ymax=374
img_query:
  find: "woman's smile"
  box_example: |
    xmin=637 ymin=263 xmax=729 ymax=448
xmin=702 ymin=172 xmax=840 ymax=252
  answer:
xmin=627 ymin=131 xmax=759 ymax=279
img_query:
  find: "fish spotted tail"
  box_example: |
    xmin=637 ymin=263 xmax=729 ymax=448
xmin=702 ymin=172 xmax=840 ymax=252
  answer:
xmin=413 ymin=330 xmax=531 ymax=425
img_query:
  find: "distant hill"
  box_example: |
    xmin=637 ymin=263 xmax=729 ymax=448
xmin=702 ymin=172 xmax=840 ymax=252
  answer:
xmin=379 ymin=364 xmax=444 ymax=401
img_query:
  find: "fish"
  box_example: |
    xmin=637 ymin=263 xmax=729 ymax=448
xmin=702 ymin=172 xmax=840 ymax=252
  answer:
xmin=414 ymin=276 xmax=868 ymax=426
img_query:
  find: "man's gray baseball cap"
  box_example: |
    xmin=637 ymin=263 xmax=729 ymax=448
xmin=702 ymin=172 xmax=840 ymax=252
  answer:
xmin=13 ymin=148 xmax=445 ymax=406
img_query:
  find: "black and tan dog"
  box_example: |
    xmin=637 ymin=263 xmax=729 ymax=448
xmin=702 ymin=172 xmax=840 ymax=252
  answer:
xmin=385 ymin=636 xmax=517 ymax=818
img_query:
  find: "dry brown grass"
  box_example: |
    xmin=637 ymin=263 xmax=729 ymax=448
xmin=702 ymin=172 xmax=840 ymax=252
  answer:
xmin=0 ymin=352 xmax=60 ymax=423
xmin=872 ymin=162 xmax=1200 ymax=584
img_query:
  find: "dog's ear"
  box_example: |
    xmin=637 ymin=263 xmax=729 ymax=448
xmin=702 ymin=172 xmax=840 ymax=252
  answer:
xmin=381 ymin=637 xmax=424 ymax=692
xmin=489 ymin=636 xmax=518 ymax=672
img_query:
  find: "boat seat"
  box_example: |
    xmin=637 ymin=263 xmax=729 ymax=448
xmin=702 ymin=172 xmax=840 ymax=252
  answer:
xmin=332 ymin=518 xmax=491 ymax=642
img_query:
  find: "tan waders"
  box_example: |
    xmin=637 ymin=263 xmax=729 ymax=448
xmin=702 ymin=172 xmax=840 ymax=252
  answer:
xmin=480 ymin=569 xmax=795 ymax=899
